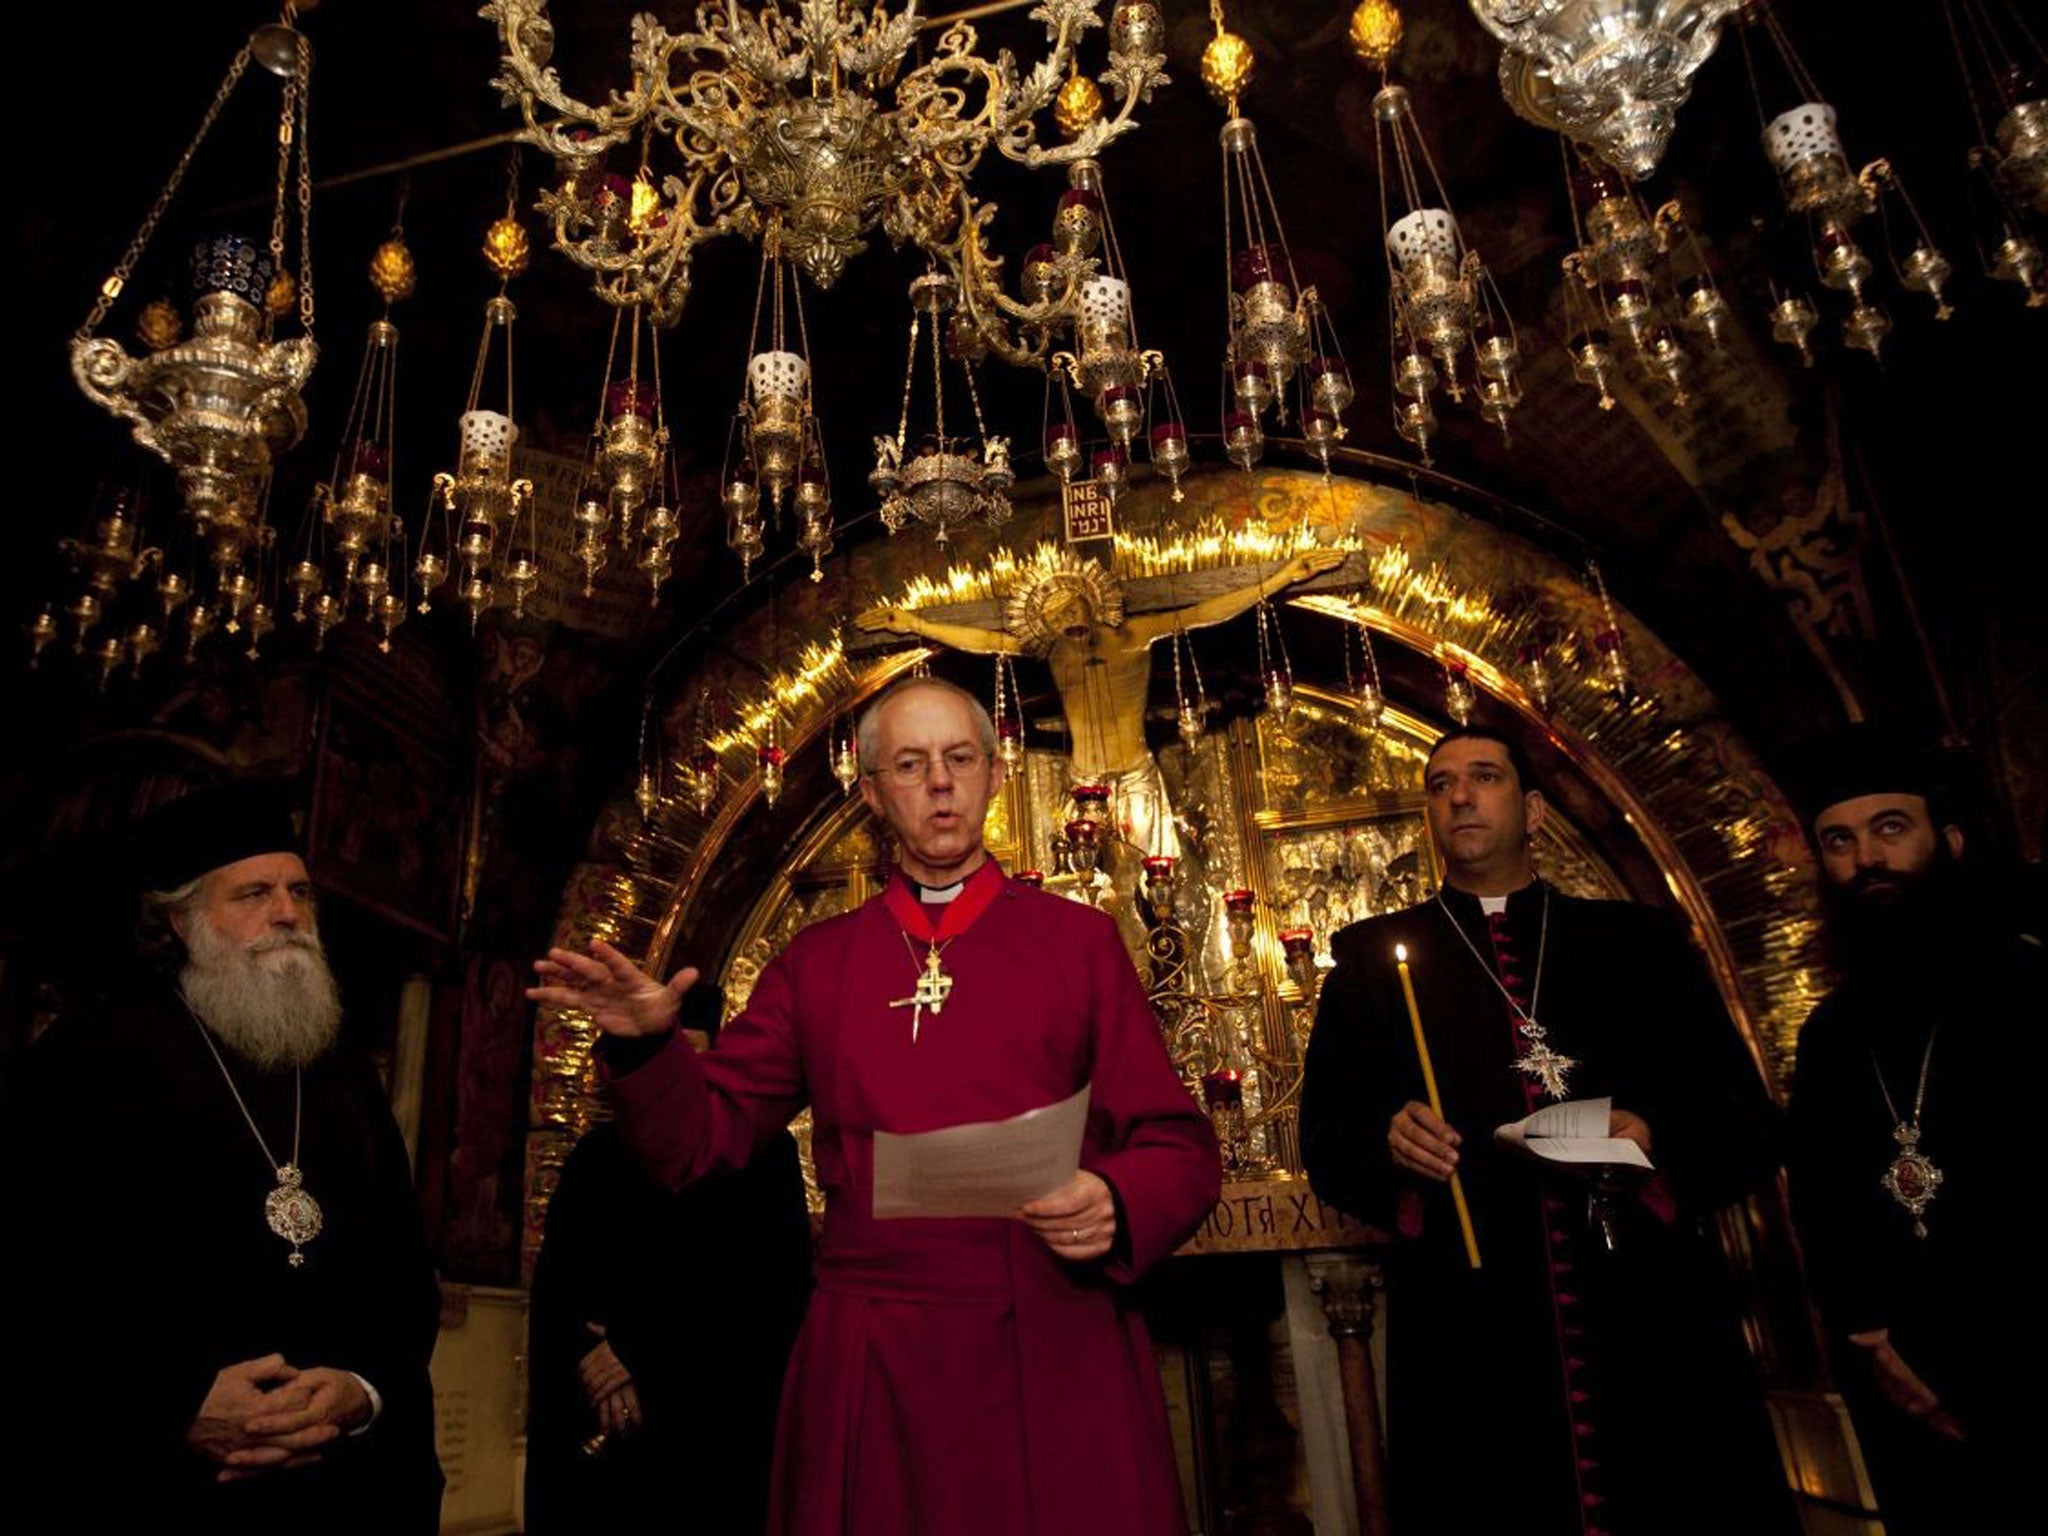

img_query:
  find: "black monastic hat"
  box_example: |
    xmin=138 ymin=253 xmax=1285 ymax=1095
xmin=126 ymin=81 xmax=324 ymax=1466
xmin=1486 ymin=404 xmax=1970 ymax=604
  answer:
xmin=135 ymin=779 xmax=302 ymax=892
xmin=1789 ymin=723 xmax=1945 ymax=830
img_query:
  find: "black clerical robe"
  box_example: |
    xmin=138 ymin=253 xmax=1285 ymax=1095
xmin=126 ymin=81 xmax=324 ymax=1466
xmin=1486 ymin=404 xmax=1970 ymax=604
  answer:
xmin=1301 ymin=883 xmax=1792 ymax=1536
xmin=1 ymin=990 xmax=442 ymax=1533
xmin=1786 ymin=899 xmax=2037 ymax=1532
xmin=524 ymin=1121 xmax=813 ymax=1534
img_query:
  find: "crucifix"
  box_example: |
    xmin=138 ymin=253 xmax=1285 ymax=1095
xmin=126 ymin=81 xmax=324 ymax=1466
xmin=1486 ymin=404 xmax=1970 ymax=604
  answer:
xmin=852 ymin=547 xmax=1352 ymax=860
xmin=889 ymin=945 xmax=955 ymax=1044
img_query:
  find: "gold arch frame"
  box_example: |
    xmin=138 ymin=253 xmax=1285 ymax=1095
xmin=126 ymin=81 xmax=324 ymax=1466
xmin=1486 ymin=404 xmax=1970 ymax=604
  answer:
xmin=522 ymin=464 xmax=1826 ymax=1272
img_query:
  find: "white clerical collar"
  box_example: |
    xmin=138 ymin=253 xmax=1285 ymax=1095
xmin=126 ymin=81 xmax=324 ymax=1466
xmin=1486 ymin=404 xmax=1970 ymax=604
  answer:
xmin=916 ymin=878 xmax=966 ymax=904
xmin=1479 ymin=894 xmax=1509 ymax=915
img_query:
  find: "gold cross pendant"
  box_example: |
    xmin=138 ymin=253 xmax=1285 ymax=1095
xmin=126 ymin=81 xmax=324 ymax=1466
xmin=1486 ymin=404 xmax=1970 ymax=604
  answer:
xmin=888 ymin=944 xmax=955 ymax=1044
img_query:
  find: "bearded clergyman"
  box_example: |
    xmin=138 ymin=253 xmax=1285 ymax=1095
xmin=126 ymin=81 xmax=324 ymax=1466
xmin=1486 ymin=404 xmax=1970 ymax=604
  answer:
xmin=1 ymin=782 xmax=442 ymax=1534
xmin=1785 ymin=725 xmax=2036 ymax=1534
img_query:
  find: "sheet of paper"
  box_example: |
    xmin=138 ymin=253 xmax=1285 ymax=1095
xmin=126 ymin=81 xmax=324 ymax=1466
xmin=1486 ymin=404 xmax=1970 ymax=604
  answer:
xmin=872 ymin=1084 xmax=1091 ymax=1218
xmin=1523 ymin=1097 xmax=1613 ymax=1140
xmin=1494 ymin=1095 xmax=1655 ymax=1170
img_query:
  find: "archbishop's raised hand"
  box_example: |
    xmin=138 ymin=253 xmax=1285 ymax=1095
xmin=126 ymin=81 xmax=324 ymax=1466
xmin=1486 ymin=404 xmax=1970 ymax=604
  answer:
xmin=529 ymin=939 xmax=699 ymax=1039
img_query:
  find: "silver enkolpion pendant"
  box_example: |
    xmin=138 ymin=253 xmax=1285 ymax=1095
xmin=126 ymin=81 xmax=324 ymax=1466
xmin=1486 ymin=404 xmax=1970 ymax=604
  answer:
xmin=1880 ymin=1124 xmax=1942 ymax=1240
xmin=265 ymin=1163 xmax=323 ymax=1266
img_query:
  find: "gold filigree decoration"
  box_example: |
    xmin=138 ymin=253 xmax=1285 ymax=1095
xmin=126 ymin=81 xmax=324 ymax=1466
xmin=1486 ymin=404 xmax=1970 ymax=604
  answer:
xmin=524 ymin=466 xmax=1830 ymax=1275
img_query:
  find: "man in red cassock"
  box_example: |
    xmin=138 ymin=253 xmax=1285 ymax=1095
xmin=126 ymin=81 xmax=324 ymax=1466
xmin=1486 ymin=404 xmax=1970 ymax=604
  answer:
xmin=530 ymin=675 xmax=1221 ymax=1535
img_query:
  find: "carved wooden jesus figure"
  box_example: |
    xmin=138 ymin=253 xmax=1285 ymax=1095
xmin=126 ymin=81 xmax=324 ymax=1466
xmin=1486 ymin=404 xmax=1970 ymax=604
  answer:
xmin=857 ymin=546 xmax=1345 ymax=857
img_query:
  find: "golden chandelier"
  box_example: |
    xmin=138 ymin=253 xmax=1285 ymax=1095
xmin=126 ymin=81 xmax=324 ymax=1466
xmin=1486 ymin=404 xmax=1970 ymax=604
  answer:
xmin=485 ymin=0 xmax=1169 ymax=358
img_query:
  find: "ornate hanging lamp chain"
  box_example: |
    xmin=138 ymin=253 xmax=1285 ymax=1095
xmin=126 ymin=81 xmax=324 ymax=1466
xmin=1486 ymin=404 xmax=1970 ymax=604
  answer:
xmin=961 ymin=344 xmax=993 ymax=441
xmin=895 ymin=305 xmax=920 ymax=450
xmin=275 ymin=35 xmax=319 ymax=336
xmin=928 ymin=290 xmax=949 ymax=446
xmin=77 ymin=47 xmax=256 ymax=341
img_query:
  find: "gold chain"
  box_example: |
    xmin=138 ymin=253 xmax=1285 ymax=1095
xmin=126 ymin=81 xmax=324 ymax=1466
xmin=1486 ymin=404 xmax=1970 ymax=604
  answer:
xmin=271 ymin=64 xmax=293 ymax=299
xmin=295 ymin=31 xmax=316 ymax=331
xmin=268 ymin=26 xmax=317 ymax=334
xmin=76 ymin=47 xmax=255 ymax=341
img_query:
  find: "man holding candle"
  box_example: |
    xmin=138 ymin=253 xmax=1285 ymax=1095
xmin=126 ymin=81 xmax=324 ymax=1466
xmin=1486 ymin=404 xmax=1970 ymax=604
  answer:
xmin=528 ymin=676 xmax=1220 ymax=1536
xmin=1301 ymin=726 xmax=1790 ymax=1535
xmin=1785 ymin=725 xmax=2034 ymax=1533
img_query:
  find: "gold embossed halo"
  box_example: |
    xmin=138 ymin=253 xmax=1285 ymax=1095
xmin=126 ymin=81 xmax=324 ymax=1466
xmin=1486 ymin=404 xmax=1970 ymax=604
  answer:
xmin=1002 ymin=549 xmax=1125 ymax=654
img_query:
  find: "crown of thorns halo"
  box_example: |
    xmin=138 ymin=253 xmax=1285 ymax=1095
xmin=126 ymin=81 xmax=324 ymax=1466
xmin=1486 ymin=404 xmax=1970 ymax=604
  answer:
xmin=1001 ymin=549 xmax=1126 ymax=654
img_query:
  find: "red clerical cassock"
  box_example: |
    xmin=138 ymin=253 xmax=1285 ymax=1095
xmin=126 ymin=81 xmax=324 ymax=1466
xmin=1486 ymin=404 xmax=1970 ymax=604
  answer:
xmin=534 ymin=677 xmax=1221 ymax=1533
xmin=604 ymin=860 xmax=1219 ymax=1533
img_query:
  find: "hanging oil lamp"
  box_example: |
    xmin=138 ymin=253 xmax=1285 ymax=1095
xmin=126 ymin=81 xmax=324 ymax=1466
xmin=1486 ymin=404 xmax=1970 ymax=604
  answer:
xmin=426 ymin=196 xmax=540 ymax=629
xmin=1442 ymin=658 xmax=1476 ymax=725
xmin=992 ymin=654 xmax=1026 ymax=768
xmin=1255 ymin=596 xmax=1295 ymax=726
xmin=1172 ymin=623 xmax=1210 ymax=750
xmin=1344 ymin=612 xmax=1387 ymax=730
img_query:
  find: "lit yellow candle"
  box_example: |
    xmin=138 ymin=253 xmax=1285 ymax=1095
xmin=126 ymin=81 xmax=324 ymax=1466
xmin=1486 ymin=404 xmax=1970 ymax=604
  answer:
xmin=1396 ymin=943 xmax=1482 ymax=1270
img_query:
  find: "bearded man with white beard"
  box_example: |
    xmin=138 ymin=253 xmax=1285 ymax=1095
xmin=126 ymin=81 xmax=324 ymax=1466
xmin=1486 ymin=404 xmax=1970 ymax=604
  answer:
xmin=1 ymin=784 xmax=443 ymax=1534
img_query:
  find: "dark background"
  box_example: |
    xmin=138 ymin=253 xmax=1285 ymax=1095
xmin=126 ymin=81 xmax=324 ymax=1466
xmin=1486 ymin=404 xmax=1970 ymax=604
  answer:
xmin=4 ymin=0 xmax=2041 ymax=1281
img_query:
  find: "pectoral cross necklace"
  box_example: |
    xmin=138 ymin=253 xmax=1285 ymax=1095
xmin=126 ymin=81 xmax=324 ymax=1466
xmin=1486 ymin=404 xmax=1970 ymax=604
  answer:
xmin=1435 ymin=886 xmax=1576 ymax=1100
xmin=880 ymin=859 xmax=1006 ymax=1045
xmin=891 ymin=934 xmax=957 ymax=1045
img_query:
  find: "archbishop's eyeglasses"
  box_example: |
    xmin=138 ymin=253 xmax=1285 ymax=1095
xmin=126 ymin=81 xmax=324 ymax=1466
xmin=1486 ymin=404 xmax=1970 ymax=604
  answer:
xmin=875 ymin=746 xmax=992 ymax=786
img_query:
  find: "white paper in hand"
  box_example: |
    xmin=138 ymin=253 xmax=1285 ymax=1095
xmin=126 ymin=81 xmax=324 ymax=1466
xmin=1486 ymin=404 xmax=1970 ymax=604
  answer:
xmin=1494 ymin=1095 xmax=1654 ymax=1170
xmin=872 ymin=1084 xmax=1091 ymax=1218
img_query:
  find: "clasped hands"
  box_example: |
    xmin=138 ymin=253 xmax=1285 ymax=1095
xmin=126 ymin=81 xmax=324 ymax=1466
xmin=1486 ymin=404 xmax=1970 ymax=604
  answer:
xmin=186 ymin=1354 xmax=371 ymax=1483
xmin=1387 ymin=1100 xmax=1654 ymax=1181
xmin=580 ymin=1324 xmax=644 ymax=1439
